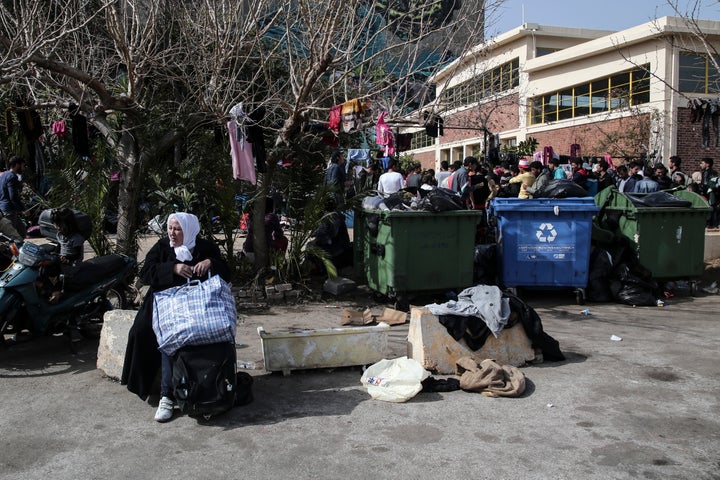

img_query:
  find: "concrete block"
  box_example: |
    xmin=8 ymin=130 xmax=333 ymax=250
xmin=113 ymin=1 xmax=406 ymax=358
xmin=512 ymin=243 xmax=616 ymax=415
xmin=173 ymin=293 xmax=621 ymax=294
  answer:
xmin=258 ymin=324 xmax=389 ymax=375
xmin=265 ymin=285 xmax=277 ymax=294
xmin=284 ymin=290 xmax=300 ymax=302
xmin=705 ymin=231 xmax=720 ymax=261
xmin=407 ymin=307 xmax=536 ymax=374
xmin=97 ymin=309 xmax=136 ymax=380
xmin=266 ymin=292 xmax=284 ymax=302
xmin=323 ymin=277 xmax=356 ymax=295
xmin=275 ymin=283 xmax=293 ymax=292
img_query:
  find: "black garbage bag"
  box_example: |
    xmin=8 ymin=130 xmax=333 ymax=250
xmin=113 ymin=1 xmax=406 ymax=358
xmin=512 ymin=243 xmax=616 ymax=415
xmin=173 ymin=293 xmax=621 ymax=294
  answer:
xmin=625 ymin=191 xmax=692 ymax=208
xmin=586 ymin=247 xmax=614 ymax=302
xmin=383 ymin=190 xmax=415 ymax=210
xmin=473 ymin=243 xmax=497 ymax=285
xmin=610 ymin=263 xmax=658 ymax=306
xmin=418 ymin=188 xmax=464 ymax=212
xmin=534 ymin=179 xmax=588 ymax=198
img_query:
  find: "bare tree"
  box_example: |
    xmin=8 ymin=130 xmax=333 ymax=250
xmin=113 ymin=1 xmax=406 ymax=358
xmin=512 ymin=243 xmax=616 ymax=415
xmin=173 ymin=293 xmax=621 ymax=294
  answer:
xmin=0 ymin=0 xmax=488 ymax=265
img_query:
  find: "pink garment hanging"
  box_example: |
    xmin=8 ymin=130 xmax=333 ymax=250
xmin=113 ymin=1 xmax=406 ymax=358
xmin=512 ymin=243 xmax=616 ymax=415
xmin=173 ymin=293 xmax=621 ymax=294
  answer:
xmin=328 ymin=105 xmax=342 ymax=132
xmin=376 ymin=111 xmax=395 ymax=155
xmin=228 ymin=120 xmax=256 ymax=185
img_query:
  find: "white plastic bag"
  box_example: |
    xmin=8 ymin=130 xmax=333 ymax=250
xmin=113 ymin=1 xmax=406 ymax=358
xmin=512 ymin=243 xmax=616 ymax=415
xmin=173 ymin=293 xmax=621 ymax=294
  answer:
xmin=360 ymin=357 xmax=430 ymax=403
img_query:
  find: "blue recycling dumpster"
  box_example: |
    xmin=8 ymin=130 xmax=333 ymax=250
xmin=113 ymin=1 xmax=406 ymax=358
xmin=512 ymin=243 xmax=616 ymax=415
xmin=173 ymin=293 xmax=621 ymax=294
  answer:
xmin=491 ymin=197 xmax=599 ymax=303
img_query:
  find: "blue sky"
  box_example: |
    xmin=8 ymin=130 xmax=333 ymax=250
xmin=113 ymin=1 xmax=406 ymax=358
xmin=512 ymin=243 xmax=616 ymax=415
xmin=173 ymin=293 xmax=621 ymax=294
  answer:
xmin=488 ymin=0 xmax=720 ymax=36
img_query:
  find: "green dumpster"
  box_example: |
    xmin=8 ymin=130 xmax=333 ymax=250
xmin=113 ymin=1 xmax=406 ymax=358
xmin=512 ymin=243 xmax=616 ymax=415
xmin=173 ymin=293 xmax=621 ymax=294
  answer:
xmin=354 ymin=209 xmax=482 ymax=300
xmin=594 ymin=187 xmax=711 ymax=282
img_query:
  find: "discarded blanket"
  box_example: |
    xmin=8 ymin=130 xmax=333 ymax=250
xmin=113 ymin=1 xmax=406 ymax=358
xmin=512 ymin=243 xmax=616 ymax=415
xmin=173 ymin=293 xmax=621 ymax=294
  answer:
xmin=425 ymin=285 xmax=510 ymax=337
xmin=456 ymin=357 xmax=526 ymax=397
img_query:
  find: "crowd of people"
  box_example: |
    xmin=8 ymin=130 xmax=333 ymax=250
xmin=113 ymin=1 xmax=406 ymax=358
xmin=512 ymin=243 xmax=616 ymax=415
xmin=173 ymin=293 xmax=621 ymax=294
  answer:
xmin=323 ymin=150 xmax=720 ymax=229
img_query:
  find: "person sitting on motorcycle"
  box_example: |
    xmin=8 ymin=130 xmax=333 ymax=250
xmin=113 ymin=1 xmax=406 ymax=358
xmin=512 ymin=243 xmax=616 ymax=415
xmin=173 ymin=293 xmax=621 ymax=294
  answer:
xmin=53 ymin=208 xmax=85 ymax=265
xmin=39 ymin=208 xmax=85 ymax=304
xmin=120 ymin=211 xmax=231 ymax=423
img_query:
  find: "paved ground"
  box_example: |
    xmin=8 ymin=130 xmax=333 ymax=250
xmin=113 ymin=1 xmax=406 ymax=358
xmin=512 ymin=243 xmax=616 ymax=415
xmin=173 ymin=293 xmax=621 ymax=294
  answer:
xmin=1 ymin=282 xmax=719 ymax=480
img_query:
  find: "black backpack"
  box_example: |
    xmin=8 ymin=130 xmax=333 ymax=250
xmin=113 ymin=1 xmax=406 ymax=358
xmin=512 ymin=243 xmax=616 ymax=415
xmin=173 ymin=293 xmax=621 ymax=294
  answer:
xmin=172 ymin=342 xmax=237 ymax=418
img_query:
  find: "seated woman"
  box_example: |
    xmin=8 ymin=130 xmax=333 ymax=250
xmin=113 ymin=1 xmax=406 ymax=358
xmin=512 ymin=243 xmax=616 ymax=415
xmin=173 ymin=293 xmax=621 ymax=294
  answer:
xmin=121 ymin=212 xmax=231 ymax=422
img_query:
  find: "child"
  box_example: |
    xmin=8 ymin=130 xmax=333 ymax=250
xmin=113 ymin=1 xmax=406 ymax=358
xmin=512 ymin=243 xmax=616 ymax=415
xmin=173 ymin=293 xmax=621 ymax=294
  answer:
xmin=45 ymin=208 xmax=85 ymax=303
xmin=52 ymin=208 xmax=85 ymax=266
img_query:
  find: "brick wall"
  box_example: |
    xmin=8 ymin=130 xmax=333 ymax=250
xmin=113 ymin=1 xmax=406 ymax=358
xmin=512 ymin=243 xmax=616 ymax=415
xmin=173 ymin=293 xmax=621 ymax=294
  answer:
xmin=441 ymin=93 xmax=520 ymax=145
xmin=530 ymin=114 xmax=650 ymax=168
xmin=413 ymin=151 xmax=436 ymax=170
xmin=675 ymin=107 xmax=720 ymax=173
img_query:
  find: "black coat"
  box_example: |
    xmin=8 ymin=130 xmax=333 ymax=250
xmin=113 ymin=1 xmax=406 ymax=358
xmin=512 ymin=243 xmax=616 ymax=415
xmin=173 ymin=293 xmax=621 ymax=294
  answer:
xmin=120 ymin=237 xmax=231 ymax=400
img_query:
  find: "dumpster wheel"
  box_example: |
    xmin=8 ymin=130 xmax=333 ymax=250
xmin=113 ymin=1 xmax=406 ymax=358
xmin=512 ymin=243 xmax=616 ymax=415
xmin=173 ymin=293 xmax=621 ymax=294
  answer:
xmin=690 ymin=281 xmax=698 ymax=297
xmin=575 ymin=288 xmax=586 ymax=305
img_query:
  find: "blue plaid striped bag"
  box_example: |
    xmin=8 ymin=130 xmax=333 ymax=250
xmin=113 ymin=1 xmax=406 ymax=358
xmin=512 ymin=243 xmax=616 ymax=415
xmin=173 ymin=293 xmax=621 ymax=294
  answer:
xmin=152 ymin=275 xmax=236 ymax=356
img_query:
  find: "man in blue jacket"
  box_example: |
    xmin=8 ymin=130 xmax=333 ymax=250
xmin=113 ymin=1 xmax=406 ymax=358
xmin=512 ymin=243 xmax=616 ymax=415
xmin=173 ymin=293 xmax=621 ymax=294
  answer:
xmin=0 ymin=156 xmax=27 ymax=239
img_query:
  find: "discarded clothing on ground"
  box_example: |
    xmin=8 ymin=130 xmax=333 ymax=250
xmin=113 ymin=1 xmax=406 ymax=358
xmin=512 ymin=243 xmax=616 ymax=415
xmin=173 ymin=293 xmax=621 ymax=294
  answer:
xmin=421 ymin=376 xmax=461 ymax=393
xmin=425 ymin=285 xmax=510 ymax=337
xmin=456 ymin=357 xmax=526 ymax=397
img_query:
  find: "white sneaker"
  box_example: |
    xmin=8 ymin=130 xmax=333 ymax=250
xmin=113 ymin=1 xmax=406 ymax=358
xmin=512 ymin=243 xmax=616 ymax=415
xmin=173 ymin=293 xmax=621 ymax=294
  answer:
xmin=154 ymin=396 xmax=174 ymax=423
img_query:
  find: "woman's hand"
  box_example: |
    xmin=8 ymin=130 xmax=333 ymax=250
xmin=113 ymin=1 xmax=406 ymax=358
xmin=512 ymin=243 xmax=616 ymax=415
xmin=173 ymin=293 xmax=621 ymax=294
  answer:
xmin=193 ymin=259 xmax=212 ymax=277
xmin=174 ymin=263 xmax=193 ymax=279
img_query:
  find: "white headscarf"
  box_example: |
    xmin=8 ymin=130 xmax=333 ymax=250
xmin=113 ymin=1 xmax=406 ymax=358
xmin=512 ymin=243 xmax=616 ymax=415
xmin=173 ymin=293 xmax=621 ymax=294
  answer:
xmin=167 ymin=212 xmax=200 ymax=262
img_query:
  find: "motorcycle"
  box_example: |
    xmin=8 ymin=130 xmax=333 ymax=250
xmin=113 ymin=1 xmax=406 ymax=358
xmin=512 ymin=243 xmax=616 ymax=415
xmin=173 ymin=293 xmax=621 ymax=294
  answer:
xmin=0 ymin=235 xmax=136 ymax=348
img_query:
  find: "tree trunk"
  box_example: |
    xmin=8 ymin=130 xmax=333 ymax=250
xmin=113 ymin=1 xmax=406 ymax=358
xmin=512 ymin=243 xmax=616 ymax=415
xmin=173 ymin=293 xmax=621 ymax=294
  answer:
xmin=251 ymin=172 xmax=270 ymax=272
xmin=115 ymin=130 xmax=142 ymax=257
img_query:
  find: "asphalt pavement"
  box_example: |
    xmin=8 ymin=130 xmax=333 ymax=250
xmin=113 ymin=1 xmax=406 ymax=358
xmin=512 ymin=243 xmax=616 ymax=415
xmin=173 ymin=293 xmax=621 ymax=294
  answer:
xmin=0 ymin=288 xmax=719 ymax=480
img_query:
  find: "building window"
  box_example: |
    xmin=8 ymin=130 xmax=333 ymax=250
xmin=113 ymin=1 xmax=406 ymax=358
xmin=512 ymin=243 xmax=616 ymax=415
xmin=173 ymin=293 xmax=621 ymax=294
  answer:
xmin=410 ymin=130 xmax=434 ymax=150
xmin=528 ymin=64 xmax=651 ymax=124
xmin=442 ymin=58 xmax=519 ymax=109
xmin=679 ymin=52 xmax=720 ymax=94
xmin=536 ymin=47 xmax=561 ymax=57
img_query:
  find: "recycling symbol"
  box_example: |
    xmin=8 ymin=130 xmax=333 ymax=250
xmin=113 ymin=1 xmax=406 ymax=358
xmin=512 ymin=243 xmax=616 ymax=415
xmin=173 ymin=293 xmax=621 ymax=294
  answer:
xmin=536 ymin=223 xmax=557 ymax=243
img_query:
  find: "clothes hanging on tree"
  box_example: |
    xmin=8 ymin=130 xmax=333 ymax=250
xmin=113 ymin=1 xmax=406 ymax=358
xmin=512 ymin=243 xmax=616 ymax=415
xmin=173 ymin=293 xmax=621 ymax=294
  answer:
xmin=247 ymin=106 xmax=267 ymax=173
xmin=375 ymin=111 xmax=395 ymax=156
xmin=328 ymin=104 xmax=342 ymax=132
xmin=228 ymin=119 xmax=255 ymax=185
xmin=395 ymin=133 xmax=412 ymax=152
xmin=228 ymin=102 xmax=259 ymax=184
xmin=423 ymin=112 xmax=444 ymax=137
xmin=688 ymin=98 xmax=720 ymax=148
xmin=341 ymin=99 xmax=364 ymax=133
xmin=69 ymin=105 xmax=90 ymax=157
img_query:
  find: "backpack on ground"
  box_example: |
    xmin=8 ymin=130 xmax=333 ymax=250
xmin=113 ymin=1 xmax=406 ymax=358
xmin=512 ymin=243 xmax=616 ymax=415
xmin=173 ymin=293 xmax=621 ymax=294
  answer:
xmin=172 ymin=342 xmax=237 ymax=418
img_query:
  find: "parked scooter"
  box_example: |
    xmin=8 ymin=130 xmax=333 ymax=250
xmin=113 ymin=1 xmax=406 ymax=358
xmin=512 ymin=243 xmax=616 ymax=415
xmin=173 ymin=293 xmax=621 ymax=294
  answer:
xmin=0 ymin=233 xmax=136 ymax=348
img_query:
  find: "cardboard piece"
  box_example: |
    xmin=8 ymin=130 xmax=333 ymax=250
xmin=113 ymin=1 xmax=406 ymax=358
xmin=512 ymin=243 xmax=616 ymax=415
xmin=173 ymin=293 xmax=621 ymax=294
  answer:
xmin=376 ymin=307 xmax=407 ymax=325
xmin=341 ymin=308 xmax=375 ymax=326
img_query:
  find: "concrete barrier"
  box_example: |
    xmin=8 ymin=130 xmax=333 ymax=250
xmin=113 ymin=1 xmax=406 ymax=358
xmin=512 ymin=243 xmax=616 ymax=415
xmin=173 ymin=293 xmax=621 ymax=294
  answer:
xmin=407 ymin=307 xmax=537 ymax=374
xmin=97 ymin=309 xmax=136 ymax=380
xmin=705 ymin=231 xmax=720 ymax=261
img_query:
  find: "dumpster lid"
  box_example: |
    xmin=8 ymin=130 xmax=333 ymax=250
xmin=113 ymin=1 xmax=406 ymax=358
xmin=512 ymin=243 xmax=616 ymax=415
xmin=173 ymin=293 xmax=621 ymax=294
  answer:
xmin=491 ymin=197 xmax=599 ymax=213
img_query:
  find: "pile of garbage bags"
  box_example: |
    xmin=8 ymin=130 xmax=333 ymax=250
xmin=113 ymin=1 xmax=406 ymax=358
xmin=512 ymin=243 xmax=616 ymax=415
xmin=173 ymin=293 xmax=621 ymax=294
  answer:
xmin=362 ymin=188 xmax=464 ymax=213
